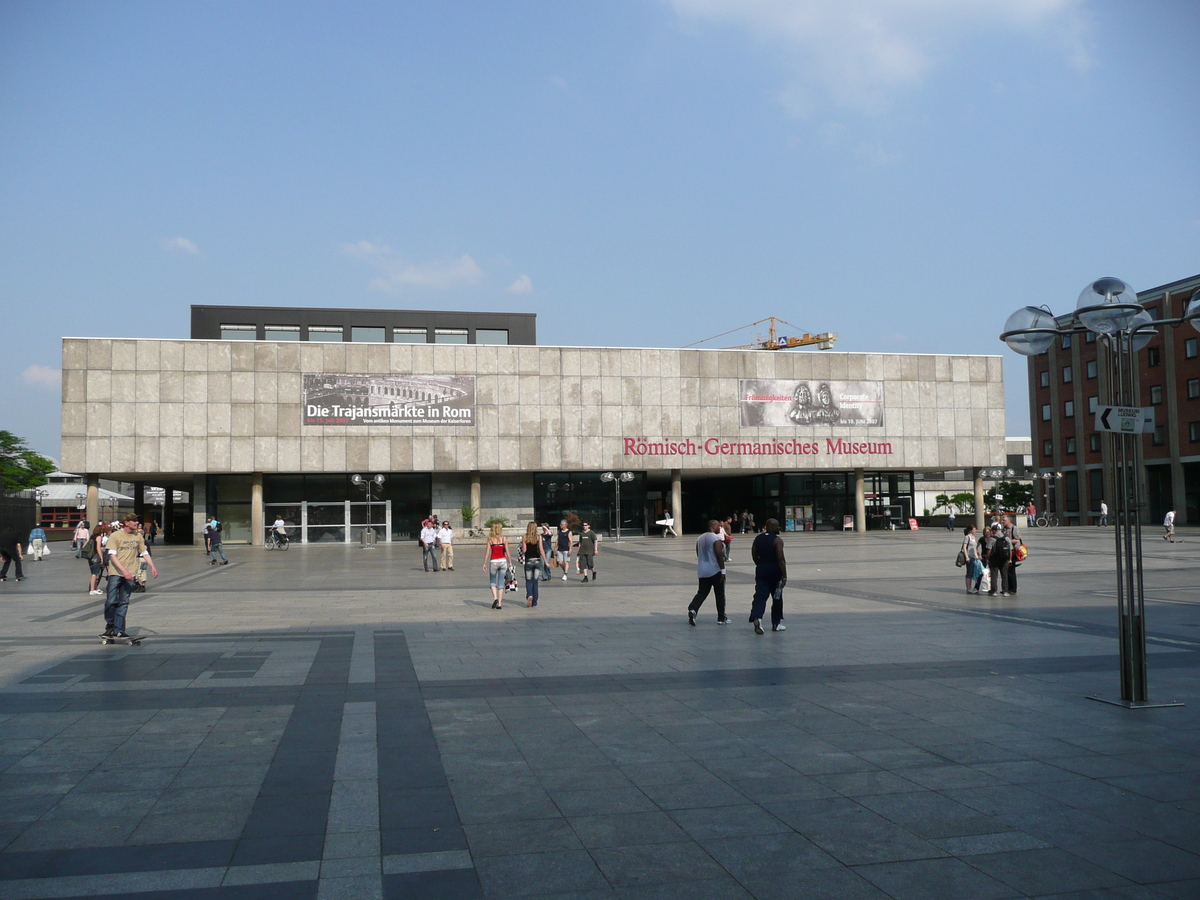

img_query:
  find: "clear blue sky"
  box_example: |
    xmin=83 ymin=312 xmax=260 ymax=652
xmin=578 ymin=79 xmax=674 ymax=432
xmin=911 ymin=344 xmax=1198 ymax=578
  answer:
xmin=3 ymin=0 xmax=1198 ymax=461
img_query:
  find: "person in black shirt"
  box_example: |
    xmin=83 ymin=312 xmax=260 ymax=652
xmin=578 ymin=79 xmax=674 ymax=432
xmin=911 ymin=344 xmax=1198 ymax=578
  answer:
xmin=749 ymin=518 xmax=787 ymax=634
xmin=0 ymin=530 xmax=24 ymax=582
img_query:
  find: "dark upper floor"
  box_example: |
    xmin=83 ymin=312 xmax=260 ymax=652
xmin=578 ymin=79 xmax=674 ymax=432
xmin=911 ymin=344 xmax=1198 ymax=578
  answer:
xmin=190 ymin=305 xmax=536 ymax=346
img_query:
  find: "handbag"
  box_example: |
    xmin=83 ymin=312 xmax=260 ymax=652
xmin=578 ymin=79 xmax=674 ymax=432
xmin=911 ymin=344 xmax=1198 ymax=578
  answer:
xmin=955 ymin=547 xmax=967 ymax=568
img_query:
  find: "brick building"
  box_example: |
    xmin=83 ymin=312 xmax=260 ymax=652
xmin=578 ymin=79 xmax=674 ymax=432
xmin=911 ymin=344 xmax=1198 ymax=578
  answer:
xmin=1028 ymin=273 xmax=1200 ymax=525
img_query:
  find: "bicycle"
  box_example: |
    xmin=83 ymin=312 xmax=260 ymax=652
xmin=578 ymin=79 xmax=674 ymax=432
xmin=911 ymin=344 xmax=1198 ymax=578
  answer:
xmin=1034 ymin=515 xmax=1059 ymax=527
xmin=266 ymin=528 xmax=291 ymax=550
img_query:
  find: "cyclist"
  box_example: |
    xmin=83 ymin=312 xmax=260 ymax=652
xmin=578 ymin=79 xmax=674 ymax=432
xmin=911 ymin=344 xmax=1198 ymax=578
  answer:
xmin=270 ymin=515 xmax=289 ymax=548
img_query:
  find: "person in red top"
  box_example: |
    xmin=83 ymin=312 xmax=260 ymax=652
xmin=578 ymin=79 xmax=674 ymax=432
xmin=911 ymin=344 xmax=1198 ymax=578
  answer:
xmin=482 ymin=523 xmax=511 ymax=610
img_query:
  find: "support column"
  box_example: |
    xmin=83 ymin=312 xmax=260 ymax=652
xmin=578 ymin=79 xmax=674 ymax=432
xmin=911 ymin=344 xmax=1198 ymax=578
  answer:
xmin=854 ymin=468 xmax=866 ymax=533
xmin=193 ymin=475 xmax=207 ymax=547
xmin=974 ymin=470 xmax=986 ymax=532
xmin=251 ymin=473 xmax=264 ymax=547
xmin=133 ymin=481 xmax=145 ymax=523
xmin=86 ymin=475 xmax=100 ymax=528
xmin=671 ymin=469 xmax=682 ymax=536
xmin=163 ymin=488 xmax=174 ymax=544
xmin=470 ymin=471 xmax=482 ymax=529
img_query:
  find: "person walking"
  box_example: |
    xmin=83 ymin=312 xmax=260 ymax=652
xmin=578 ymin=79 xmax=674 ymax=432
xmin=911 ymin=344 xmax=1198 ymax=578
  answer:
xmin=719 ymin=517 xmax=734 ymax=562
xmin=1163 ymin=509 xmax=1176 ymax=542
xmin=0 ymin=529 xmax=24 ymax=582
xmin=147 ymin=519 xmax=159 ymax=545
xmin=483 ymin=523 xmax=511 ymax=609
xmin=84 ymin=523 xmax=108 ymax=594
xmin=749 ymin=518 xmax=787 ymax=633
xmin=420 ymin=519 xmax=440 ymax=572
xmin=577 ymin=522 xmax=599 ymax=582
xmin=437 ymin=520 xmax=455 ymax=571
xmin=555 ymin=520 xmax=573 ymax=581
xmin=687 ymin=519 xmax=729 ymax=626
xmin=27 ymin=525 xmax=47 ymax=561
xmin=539 ymin=524 xmax=554 ymax=580
xmin=962 ymin=525 xmax=983 ymax=594
xmin=1026 ymin=502 xmax=1036 ymax=528
xmin=102 ymin=513 xmax=158 ymax=639
xmin=1098 ymin=501 xmax=1108 ymax=527
xmin=73 ymin=521 xmax=90 ymax=557
xmin=521 ymin=522 xmax=547 ymax=607
xmin=205 ymin=517 xmax=228 ymax=565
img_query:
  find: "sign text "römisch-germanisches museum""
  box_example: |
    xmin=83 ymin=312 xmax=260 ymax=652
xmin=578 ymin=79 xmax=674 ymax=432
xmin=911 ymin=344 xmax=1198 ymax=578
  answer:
xmin=623 ymin=438 xmax=894 ymax=457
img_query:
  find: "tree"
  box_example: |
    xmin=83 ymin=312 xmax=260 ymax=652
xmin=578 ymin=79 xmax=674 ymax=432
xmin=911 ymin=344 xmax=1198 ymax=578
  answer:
xmin=985 ymin=481 xmax=1034 ymax=513
xmin=0 ymin=431 xmax=55 ymax=492
xmin=934 ymin=492 xmax=976 ymax=515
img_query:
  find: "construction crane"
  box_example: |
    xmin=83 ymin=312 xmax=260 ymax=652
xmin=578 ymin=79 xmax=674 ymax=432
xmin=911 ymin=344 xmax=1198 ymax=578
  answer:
xmin=683 ymin=317 xmax=837 ymax=351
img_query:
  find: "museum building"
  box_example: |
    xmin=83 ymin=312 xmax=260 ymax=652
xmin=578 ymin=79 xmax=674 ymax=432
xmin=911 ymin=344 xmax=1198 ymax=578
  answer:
xmin=60 ymin=305 xmax=1008 ymax=545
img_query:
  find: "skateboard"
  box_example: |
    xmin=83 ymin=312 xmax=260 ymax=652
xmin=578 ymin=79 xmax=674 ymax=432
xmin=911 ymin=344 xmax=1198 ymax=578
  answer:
xmin=99 ymin=633 xmax=146 ymax=646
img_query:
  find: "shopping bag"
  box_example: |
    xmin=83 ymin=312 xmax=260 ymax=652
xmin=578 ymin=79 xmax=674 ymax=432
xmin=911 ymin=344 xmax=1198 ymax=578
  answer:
xmin=978 ymin=569 xmax=991 ymax=593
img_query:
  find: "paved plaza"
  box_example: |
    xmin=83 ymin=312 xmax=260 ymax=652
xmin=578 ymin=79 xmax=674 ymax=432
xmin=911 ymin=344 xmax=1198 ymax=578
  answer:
xmin=0 ymin=526 xmax=1197 ymax=899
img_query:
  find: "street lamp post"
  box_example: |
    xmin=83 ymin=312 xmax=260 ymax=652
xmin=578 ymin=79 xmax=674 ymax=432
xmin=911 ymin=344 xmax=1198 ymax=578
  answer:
xmin=351 ymin=474 xmax=386 ymax=542
xmin=1001 ymin=278 xmax=1199 ymax=708
xmin=600 ymin=472 xmax=635 ymax=542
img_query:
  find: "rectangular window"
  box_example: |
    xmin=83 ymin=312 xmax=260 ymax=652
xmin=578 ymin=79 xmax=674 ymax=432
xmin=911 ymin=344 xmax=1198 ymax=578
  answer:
xmin=1088 ymin=396 xmax=1098 ymax=413
xmin=220 ymin=324 xmax=256 ymax=341
xmin=1089 ymin=433 xmax=1101 ymax=452
xmin=1061 ymin=334 xmax=1072 ymax=349
xmin=1065 ymin=437 xmax=1076 ymax=454
xmin=1041 ymin=404 xmax=1051 ymax=421
xmin=1064 ymin=400 xmax=1074 ymax=418
xmin=351 ymin=326 xmax=386 ymax=343
xmin=1189 ymin=378 xmax=1200 ymax=400
xmin=1147 ymin=346 xmax=1161 ymax=367
xmin=1152 ymin=426 xmax=1165 ymax=446
xmin=264 ymin=325 xmax=299 ymax=341
xmin=393 ymin=327 xmax=428 ymax=343
xmin=1086 ymin=360 xmax=1097 ymax=379
xmin=1190 ymin=422 xmax=1200 ymax=442
xmin=475 ymin=328 xmax=509 ymax=345
xmin=308 ymin=326 xmax=343 ymax=342
xmin=1150 ymin=385 xmax=1163 ymax=405
xmin=1039 ymin=371 xmax=1049 ymax=388
xmin=1062 ymin=365 xmax=1072 ymax=384
xmin=1043 ymin=439 xmax=1053 ymax=457
xmin=1144 ymin=305 xmax=1159 ymax=319
xmin=1085 ymin=331 xmax=1095 ymax=343
xmin=1186 ymin=337 xmax=1198 ymax=359
xmin=434 ymin=328 xmax=468 ymax=344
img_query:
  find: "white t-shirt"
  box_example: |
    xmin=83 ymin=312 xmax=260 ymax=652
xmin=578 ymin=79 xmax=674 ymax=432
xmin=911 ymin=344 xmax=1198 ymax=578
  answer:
xmin=1100 ymin=502 xmax=1108 ymax=515
xmin=437 ymin=527 xmax=453 ymax=545
xmin=1164 ymin=511 xmax=1175 ymax=527
xmin=273 ymin=519 xmax=286 ymax=533
xmin=420 ymin=526 xmax=438 ymax=546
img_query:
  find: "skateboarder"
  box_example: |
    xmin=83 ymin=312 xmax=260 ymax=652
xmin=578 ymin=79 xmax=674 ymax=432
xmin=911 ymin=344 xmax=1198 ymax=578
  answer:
xmin=103 ymin=513 xmax=158 ymax=638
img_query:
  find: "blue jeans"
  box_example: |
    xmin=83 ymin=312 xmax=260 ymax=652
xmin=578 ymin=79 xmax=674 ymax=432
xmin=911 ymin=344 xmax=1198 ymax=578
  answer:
xmin=488 ymin=560 xmax=507 ymax=590
xmin=750 ymin=575 xmax=783 ymax=627
xmin=210 ymin=542 xmax=227 ymax=563
xmin=524 ymin=560 xmax=542 ymax=604
xmin=105 ymin=574 xmax=132 ymax=633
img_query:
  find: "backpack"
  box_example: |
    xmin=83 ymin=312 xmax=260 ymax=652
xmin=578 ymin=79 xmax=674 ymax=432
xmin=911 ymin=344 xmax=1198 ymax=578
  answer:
xmin=214 ymin=520 xmax=222 ymax=533
xmin=991 ymin=535 xmax=1010 ymax=561
xmin=81 ymin=538 xmax=96 ymax=561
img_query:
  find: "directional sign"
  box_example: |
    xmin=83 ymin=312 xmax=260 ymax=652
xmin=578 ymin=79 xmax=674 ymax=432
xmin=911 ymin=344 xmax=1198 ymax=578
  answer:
xmin=979 ymin=467 xmax=1016 ymax=480
xmin=1095 ymin=406 xmax=1154 ymax=434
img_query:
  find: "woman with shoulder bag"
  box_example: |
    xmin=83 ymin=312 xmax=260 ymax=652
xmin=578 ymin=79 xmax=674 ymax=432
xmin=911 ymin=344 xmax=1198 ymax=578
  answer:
xmin=962 ymin=525 xmax=983 ymax=594
xmin=482 ymin=523 xmax=511 ymax=610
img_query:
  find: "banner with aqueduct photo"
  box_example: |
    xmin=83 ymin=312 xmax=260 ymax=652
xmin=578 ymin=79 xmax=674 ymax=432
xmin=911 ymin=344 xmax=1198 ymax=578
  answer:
xmin=303 ymin=374 xmax=476 ymax=425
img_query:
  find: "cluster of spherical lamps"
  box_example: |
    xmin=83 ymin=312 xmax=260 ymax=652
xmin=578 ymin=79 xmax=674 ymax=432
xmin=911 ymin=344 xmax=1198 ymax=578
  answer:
xmin=1000 ymin=278 xmax=1199 ymax=708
